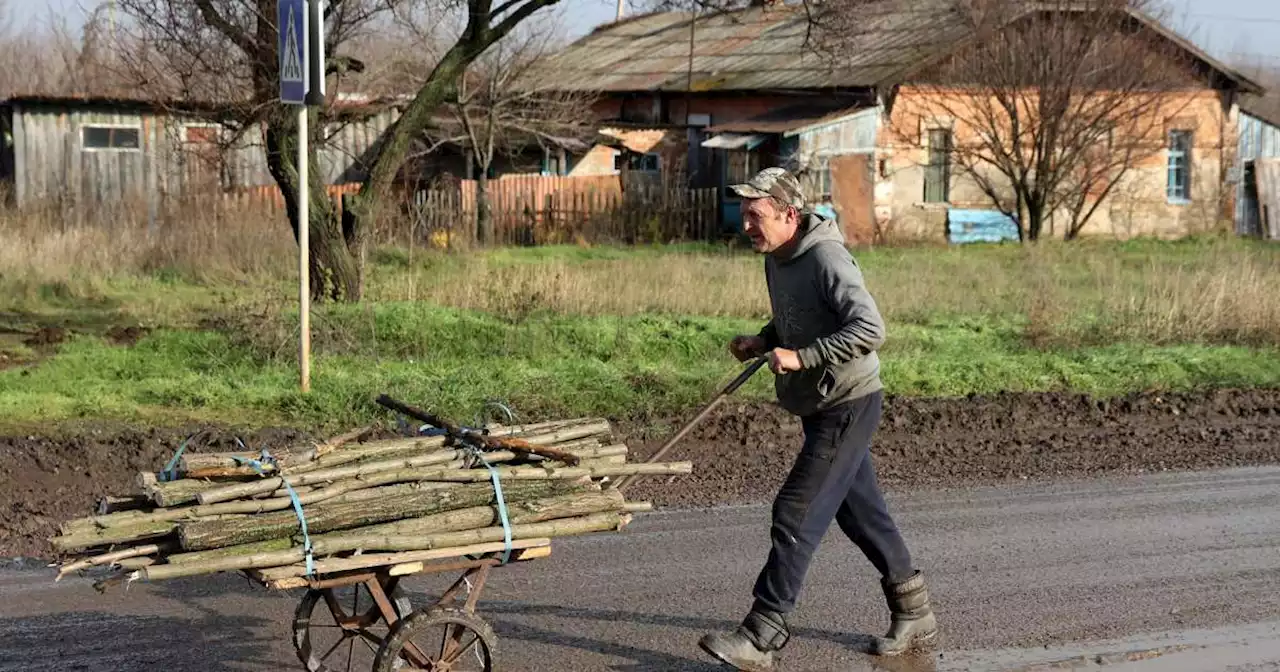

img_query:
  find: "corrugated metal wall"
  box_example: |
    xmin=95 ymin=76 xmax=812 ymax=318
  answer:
xmin=1235 ymin=112 xmax=1280 ymax=238
xmin=8 ymin=102 xmax=397 ymax=208
xmin=793 ymin=107 xmax=879 ymax=158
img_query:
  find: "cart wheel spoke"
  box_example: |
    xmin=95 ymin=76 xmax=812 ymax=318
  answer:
xmin=439 ymin=621 xmax=454 ymax=659
xmin=374 ymin=608 xmax=495 ymax=672
xmin=294 ymin=583 xmax=413 ymax=672
xmin=318 ymin=636 xmax=347 ymax=664
xmin=439 ymin=632 xmax=481 ymax=666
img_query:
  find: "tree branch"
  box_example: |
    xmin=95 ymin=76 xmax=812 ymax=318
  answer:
xmin=192 ymin=0 xmax=258 ymax=56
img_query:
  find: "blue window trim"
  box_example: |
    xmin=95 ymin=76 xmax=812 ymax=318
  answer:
xmin=1167 ymin=129 xmax=1192 ymax=205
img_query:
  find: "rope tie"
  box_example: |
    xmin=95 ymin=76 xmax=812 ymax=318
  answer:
xmin=159 ymin=433 xmax=198 ymax=483
xmin=461 ymin=443 xmax=513 ymax=565
xmin=232 ymin=442 xmax=315 ymax=577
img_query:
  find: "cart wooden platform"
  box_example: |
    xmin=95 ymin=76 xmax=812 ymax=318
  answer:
xmin=247 ymin=536 xmax=553 ymax=672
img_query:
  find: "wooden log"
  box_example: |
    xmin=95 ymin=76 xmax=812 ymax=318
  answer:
xmin=212 ymin=460 xmax=687 ymax=506
xmin=96 ymin=495 xmax=152 ymax=516
xmin=162 ymin=490 xmax=624 ymax=565
xmin=116 ymin=557 xmax=156 ymax=570
xmin=84 ymin=450 xmax=618 ymax=531
xmin=49 ymin=521 xmax=179 ymax=553
xmin=176 ymin=445 xmax=319 ymax=474
xmin=176 ymin=419 xmax=610 ymax=474
xmin=149 ymin=477 xmax=259 ymax=508
xmin=347 ymin=489 xmax=626 ymax=539
xmin=295 ymin=422 xmax=614 ymax=473
xmin=254 ymin=538 xmax=553 ymax=583
xmin=374 ymin=396 xmax=586 ymax=466
xmin=313 ymin=424 xmax=376 ymax=457
xmin=178 ymin=479 xmax=592 ymax=551
xmin=258 ymin=544 xmax=553 ymax=589
xmin=55 ymin=543 xmax=174 ymax=580
xmin=196 ymin=445 xmax=647 ymax=506
xmin=195 ymin=454 xmax=468 ymax=504
xmin=135 ymin=511 xmax=632 ymax=581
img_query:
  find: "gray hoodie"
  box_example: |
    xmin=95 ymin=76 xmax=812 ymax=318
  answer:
xmin=756 ymin=213 xmax=886 ymax=417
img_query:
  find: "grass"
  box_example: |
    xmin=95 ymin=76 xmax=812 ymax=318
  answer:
xmin=2 ymin=205 xmax=1279 ymax=432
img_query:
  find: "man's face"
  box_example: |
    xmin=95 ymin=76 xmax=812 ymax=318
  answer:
xmin=741 ymin=197 xmax=799 ymax=253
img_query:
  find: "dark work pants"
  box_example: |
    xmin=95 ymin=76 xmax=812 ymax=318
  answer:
xmin=751 ymin=390 xmax=914 ymax=615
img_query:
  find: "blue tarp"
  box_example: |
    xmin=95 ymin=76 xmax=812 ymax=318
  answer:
xmin=947 ymin=208 xmax=1019 ymax=243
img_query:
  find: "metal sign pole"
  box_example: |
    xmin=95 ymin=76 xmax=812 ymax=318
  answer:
xmin=279 ymin=0 xmax=322 ymax=393
xmin=298 ymin=105 xmax=310 ymax=393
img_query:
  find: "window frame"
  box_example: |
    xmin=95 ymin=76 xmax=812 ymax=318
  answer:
xmin=1166 ymin=129 xmax=1192 ymax=205
xmin=80 ymin=123 xmax=143 ymax=153
xmin=923 ymin=127 xmax=952 ymax=204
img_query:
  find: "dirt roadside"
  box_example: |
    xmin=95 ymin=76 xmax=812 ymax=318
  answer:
xmin=2 ymin=388 xmax=1278 ymax=559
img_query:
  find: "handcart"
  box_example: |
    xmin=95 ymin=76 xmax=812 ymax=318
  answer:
xmin=248 ymin=537 xmax=552 ymax=672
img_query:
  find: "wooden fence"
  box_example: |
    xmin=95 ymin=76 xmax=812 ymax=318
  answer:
xmin=131 ymin=174 xmax=723 ymax=248
xmin=404 ymin=174 xmax=721 ymax=247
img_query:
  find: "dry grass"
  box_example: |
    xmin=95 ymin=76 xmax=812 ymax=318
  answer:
xmin=0 ymin=198 xmax=296 ymax=302
xmin=369 ymin=238 xmax=1280 ymax=346
xmin=2 ymin=199 xmax=1278 ymax=348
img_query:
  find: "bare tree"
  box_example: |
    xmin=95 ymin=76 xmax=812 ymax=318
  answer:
xmin=113 ymin=0 xmax=568 ymax=302
xmin=0 ymin=0 xmax=130 ymax=97
xmin=815 ymin=0 xmax=1201 ymax=241
xmin=443 ymin=24 xmax=597 ymax=243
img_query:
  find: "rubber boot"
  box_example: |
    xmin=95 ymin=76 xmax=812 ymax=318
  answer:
xmin=698 ymin=607 xmax=789 ymax=671
xmin=871 ymin=570 xmax=938 ymax=655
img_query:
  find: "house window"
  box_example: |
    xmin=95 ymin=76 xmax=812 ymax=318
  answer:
xmin=923 ymin=128 xmax=951 ymax=203
xmin=614 ymin=152 xmax=660 ymax=172
xmin=82 ymin=125 xmax=141 ymax=151
xmin=1167 ymin=130 xmax=1192 ymax=203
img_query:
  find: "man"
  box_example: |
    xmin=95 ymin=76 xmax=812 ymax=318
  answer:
xmin=698 ymin=167 xmax=937 ymax=671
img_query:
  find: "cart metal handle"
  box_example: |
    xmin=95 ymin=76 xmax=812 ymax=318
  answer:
xmin=614 ymin=356 xmax=767 ymax=492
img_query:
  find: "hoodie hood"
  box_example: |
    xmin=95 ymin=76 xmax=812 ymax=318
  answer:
xmin=771 ymin=211 xmax=845 ymax=264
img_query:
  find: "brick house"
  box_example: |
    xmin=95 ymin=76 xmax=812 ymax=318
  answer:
xmin=538 ymin=1 xmax=1264 ymax=244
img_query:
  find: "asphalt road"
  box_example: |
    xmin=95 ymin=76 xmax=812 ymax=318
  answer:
xmin=3 ymin=467 xmax=1280 ymax=671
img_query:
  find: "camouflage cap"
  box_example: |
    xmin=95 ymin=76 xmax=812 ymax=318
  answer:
xmin=728 ymin=167 xmax=806 ymax=209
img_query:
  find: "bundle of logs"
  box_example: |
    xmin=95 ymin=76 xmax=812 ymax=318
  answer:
xmin=49 ymin=403 xmax=685 ymax=588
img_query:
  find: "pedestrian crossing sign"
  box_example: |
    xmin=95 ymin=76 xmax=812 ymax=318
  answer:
xmin=278 ymin=0 xmax=307 ymax=104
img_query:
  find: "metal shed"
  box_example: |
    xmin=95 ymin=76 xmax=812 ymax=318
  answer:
xmin=0 ymin=95 xmax=396 ymax=210
xmin=1236 ymin=106 xmax=1280 ymax=240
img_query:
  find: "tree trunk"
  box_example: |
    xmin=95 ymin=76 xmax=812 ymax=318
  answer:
xmin=1027 ymin=200 xmax=1045 ymax=241
xmin=477 ymin=169 xmax=495 ymax=245
xmin=264 ymin=109 xmax=363 ymax=302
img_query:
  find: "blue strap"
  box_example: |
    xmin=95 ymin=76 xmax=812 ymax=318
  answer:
xmin=232 ymin=444 xmax=314 ymax=577
xmin=159 ymin=434 xmax=196 ymax=482
xmin=464 ymin=446 xmax=512 ymax=565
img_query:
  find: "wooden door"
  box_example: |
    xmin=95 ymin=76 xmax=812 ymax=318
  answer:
xmin=830 ymin=153 xmax=875 ymax=246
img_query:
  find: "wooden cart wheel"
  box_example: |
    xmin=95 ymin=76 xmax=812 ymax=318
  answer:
xmin=373 ymin=607 xmax=496 ymax=672
xmin=293 ymin=582 xmax=413 ymax=672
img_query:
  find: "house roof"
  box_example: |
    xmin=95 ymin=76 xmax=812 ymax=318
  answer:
xmin=533 ymin=1 xmax=965 ymax=93
xmin=536 ymin=0 xmax=1263 ymax=95
xmin=1241 ymin=92 xmax=1280 ymax=129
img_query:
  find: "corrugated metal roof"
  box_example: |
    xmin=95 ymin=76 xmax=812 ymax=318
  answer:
xmin=534 ymin=1 xmax=965 ymax=93
xmin=1241 ymin=92 xmax=1280 ymax=130
xmin=534 ymin=1 xmax=1264 ymax=96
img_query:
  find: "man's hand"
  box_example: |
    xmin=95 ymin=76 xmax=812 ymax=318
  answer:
xmin=729 ymin=335 xmax=766 ymax=362
xmin=767 ymin=348 xmax=802 ymax=374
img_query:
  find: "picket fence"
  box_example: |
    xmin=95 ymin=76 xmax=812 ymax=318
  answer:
xmin=182 ymin=174 xmax=721 ymax=247
xmin=408 ymin=174 xmax=721 ymax=247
